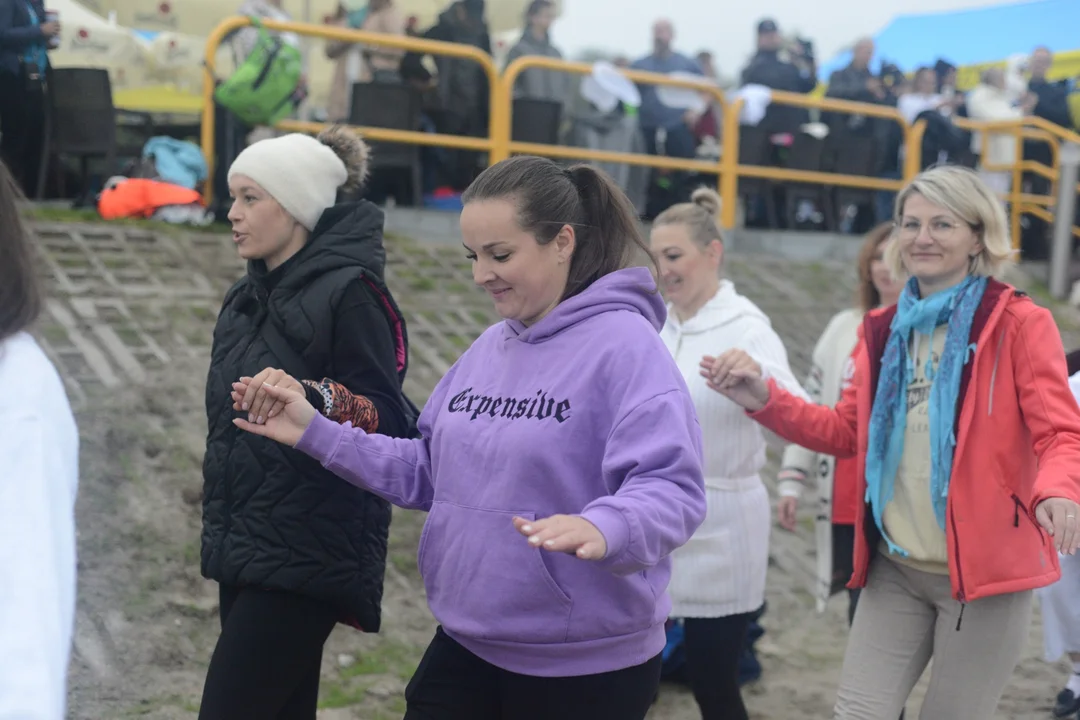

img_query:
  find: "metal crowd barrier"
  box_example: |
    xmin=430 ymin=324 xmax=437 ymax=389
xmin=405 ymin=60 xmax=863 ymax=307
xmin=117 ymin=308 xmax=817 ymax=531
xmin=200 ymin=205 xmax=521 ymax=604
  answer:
xmin=200 ymin=17 xmax=503 ymax=206
xmin=950 ymin=116 xmax=1080 ymax=248
xmin=720 ymin=91 xmax=912 ymax=229
xmin=199 ymin=25 xmax=1079 ymax=248
xmin=497 ymin=55 xmax=727 ymax=182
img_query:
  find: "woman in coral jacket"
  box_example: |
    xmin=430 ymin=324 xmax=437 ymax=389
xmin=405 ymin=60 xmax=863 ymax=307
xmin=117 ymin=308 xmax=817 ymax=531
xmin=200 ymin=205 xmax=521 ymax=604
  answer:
xmin=702 ymin=165 xmax=1080 ymax=720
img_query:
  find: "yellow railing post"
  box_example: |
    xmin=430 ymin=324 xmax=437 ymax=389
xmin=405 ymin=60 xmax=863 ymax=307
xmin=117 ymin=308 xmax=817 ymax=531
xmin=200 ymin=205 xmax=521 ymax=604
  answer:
xmin=719 ymin=98 xmax=743 ymax=230
xmin=903 ymin=120 xmax=926 ymax=182
xmin=200 ymin=17 xmax=501 ymax=206
xmin=489 ymin=69 xmax=511 ymax=165
xmin=1010 ymin=124 xmax=1025 ymax=253
xmin=201 ymin=16 xmax=250 ymax=206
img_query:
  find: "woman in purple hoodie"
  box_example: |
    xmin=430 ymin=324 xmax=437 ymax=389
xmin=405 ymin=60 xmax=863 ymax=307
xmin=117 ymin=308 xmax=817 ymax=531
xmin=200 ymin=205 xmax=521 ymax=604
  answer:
xmin=232 ymin=155 xmax=707 ymax=719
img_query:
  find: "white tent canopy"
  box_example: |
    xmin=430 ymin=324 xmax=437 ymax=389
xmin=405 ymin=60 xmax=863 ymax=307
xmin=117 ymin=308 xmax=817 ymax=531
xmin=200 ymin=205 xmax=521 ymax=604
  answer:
xmin=65 ymin=0 xmax=563 ymax=112
xmin=80 ymin=0 xmax=556 ymax=36
xmin=48 ymin=0 xmax=152 ymax=90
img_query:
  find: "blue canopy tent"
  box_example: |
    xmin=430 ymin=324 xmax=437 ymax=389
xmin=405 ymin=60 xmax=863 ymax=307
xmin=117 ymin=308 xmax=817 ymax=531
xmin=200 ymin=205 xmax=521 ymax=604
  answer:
xmin=819 ymin=0 xmax=1079 ymax=78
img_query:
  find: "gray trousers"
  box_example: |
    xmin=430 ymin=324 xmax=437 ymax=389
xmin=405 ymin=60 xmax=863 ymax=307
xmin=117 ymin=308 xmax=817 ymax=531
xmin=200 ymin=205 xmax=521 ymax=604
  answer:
xmin=835 ymin=554 xmax=1032 ymax=719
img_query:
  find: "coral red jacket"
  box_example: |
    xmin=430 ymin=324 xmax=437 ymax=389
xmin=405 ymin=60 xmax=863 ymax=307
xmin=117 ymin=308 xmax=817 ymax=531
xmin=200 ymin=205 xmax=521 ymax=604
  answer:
xmin=831 ymin=337 xmax=866 ymax=526
xmin=752 ymin=279 xmax=1080 ymax=602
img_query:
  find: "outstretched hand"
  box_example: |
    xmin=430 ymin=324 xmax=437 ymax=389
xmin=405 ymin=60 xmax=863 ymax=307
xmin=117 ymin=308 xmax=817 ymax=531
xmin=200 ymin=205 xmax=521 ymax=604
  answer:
xmin=233 ymin=367 xmax=305 ymax=425
xmin=699 ymin=349 xmax=771 ymax=411
xmin=1035 ymin=497 xmax=1080 ymax=555
xmin=232 ymin=382 xmax=317 ymax=447
xmin=512 ymin=515 xmax=607 ymax=561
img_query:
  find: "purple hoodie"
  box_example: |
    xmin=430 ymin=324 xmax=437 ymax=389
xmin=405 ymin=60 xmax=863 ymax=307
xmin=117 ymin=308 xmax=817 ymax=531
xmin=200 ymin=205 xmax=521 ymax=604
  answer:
xmin=296 ymin=266 xmax=706 ymax=677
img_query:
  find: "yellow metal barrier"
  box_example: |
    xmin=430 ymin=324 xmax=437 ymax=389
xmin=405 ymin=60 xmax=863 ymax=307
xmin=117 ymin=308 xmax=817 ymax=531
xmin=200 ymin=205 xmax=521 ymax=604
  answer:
xmin=718 ymin=97 xmax=741 ymax=229
xmin=498 ymin=57 xmax=916 ymax=230
xmin=721 ymin=92 xmax=913 ymax=229
xmin=903 ymin=119 xmax=928 ymax=183
xmin=496 ymin=56 xmax=726 ymax=178
xmin=951 ymin=115 xmax=1080 ymax=246
xmin=200 ymin=17 xmax=503 ymax=205
xmin=199 ymin=31 xmax=1080 ymax=242
xmin=948 ymin=117 xmax=1027 ymax=246
xmin=953 ymin=117 xmax=1060 ymax=176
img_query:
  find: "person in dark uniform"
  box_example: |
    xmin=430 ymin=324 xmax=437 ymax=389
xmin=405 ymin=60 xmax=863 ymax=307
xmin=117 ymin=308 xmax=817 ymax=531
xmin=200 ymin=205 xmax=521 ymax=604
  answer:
xmin=0 ymin=0 xmax=59 ymax=196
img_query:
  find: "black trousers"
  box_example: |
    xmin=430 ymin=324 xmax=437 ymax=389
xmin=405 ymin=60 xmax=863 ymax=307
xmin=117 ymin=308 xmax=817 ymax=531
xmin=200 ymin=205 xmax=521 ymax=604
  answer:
xmin=0 ymin=69 xmax=46 ymax=197
xmin=832 ymin=523 xmax=861 ymax=626
xmin=404 ymin=627 xmax=662 ymax=720
xmin=198 ymin=584 xmax=338 ymax=720
xmin=683 ymin=613 xmax=754 ymax=720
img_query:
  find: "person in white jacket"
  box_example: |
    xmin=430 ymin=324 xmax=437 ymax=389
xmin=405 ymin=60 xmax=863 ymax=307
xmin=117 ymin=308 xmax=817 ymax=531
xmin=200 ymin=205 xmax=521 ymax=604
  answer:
xmin=650 ymin=187 xmax=808 ymax=720
xmin=775 ymin=223 xmax=903 ymax=623
xmin=966 ymin=68 xmax=1038 ymax=196
xmin=0 ymin=160 xmax=79 ymax=719
xmin=1040 ymin=348 xmax=1080 ymax=719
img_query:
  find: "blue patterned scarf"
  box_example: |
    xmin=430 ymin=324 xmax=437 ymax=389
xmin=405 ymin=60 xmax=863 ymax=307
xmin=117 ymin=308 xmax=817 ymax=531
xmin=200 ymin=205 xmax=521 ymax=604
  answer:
xmin=865 ymin=274 xmax=987 ymax=555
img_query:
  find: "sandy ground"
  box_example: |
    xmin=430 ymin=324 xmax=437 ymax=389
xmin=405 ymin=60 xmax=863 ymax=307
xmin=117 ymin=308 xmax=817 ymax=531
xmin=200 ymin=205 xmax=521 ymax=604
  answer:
xmin=66 ymin=367 xmax=1070 ymax=720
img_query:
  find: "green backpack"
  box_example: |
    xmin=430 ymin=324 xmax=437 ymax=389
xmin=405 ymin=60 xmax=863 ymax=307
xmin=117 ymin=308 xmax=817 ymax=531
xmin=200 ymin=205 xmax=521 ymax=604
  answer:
xmin=214 ymin=18 xmax=303 ymax=127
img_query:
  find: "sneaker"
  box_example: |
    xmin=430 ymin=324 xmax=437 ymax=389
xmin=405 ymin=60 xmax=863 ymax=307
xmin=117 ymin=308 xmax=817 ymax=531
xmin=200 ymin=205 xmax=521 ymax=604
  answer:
xmin=1053 ymin=688 xmax=1080 ymax=718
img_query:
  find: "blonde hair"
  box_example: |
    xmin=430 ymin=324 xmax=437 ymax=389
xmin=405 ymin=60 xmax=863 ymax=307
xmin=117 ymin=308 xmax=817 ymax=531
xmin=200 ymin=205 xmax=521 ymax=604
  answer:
xmin=652 ymin=187 xmax=724 ymax=248
xmin=885 ymin=165 xmax=1013 ymax=280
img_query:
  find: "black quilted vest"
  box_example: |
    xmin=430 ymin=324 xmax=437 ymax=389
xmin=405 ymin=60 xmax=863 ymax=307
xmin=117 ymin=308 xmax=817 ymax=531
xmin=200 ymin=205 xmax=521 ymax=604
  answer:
xmin=201 ymin=201 xmax=409 ymax=631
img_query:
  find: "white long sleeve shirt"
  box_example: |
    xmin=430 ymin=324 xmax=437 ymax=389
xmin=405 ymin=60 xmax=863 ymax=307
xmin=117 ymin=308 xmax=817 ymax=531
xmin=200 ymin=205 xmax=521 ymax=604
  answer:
xmin=0 ymin=333 xmax=79 ymax=720
xmin=661 ymin=281 xmax=809 ymax=484
xmin=661 ymin=282 xmax=808 ymax=616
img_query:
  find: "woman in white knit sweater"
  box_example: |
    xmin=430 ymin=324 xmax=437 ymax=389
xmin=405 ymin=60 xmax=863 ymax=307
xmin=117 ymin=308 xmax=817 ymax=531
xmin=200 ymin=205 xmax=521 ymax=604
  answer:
xmin=776 ymin=223 xmax=902 ymax=624
xmin=651 ymin=188 xmax=807 ymax=720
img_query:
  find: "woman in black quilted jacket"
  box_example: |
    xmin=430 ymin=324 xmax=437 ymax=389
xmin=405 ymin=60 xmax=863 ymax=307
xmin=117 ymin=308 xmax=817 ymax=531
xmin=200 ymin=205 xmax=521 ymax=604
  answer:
xmin=198 ymin=126 xmax=414 ymax=719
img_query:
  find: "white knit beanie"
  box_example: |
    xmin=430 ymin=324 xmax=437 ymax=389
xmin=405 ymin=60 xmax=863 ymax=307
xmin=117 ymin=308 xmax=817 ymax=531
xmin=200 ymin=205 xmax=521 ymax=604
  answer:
xmin=228 ymin=133 xmax=348 ymax=231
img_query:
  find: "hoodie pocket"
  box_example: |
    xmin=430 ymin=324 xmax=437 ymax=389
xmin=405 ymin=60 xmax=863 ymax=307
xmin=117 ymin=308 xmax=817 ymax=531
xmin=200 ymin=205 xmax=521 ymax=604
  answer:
xmin=417 ymin=501 xmax=573 ymax=643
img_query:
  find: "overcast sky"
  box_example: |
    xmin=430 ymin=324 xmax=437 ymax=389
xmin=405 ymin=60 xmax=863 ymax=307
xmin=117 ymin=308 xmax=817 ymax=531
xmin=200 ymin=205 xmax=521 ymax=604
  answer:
xmin=550 ymin=0 xmax=1019 ymax=75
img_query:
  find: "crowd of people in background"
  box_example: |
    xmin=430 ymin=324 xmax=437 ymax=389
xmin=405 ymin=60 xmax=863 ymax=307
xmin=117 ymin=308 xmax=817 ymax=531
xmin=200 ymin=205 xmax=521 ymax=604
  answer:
xmin=3 ymin=0 xmax=1078 ymax=254
xmin=267 ymin=3 xmax=1075 ymax=260
xmin=823 ymin=41 xmax=1075 ymax=258
xmin=0 ymin=0 xmax=60 ymax=199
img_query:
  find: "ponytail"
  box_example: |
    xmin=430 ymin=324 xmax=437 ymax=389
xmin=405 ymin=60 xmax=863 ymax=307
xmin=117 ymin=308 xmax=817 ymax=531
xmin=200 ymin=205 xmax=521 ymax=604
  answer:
xmin=462 ymin=156 xmax=656 ymax=301
xmin=564 ymin=165 xmax=655 ymax=298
